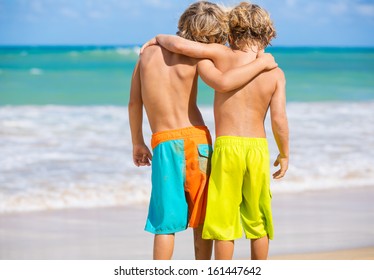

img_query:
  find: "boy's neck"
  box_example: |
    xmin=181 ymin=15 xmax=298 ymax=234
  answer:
xmin=230 ymin=40 xmax=259 ymax=53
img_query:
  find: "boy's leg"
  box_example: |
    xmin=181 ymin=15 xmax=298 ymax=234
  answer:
xmin=153 ymin=234 xmax=175 ymax=260
xmin=147 ymin=137 xmax=187 ymax=260
xmin=215 ymin=240 xmax=234 ymax=260
xmin=250 ymin=236 xmax=269 ymax=260
xmin=241 ymin=139 xmax=272 ymax=260
xmin=193 ymin=225 xmax=213 ymax=260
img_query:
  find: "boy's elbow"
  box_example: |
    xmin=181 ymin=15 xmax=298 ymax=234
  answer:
xmin=128 ymin=99 xmax=135 ymax=108
xmin=271 ymin=114 xmax=288 ymax=129
xmin=214 ymin=78 xmax=232 ymax=93
xmin=128 ymin=99 xmax=141 ymax=111
xmin=272 ymin=120 xmax=289 ymax=136
xmin=172 ymin=41 xmax=185 ymax=54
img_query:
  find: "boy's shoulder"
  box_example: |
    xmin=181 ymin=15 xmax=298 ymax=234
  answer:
xmin=256 ymin=66 xmax=285 ymax=89
xmin=140 ymin=45 xmax=162 ymax=61
xmin=274 ymin=66 xmax=285 ymax=78
xmin=205 ymin=42 xmax=231 ymax=55
xmin=141 ymin=45 xmax=162 ymax=56
xmin=140 ymin=45 xmax=180 ymax=64
xmin=268 ymin=66 xmax=285 ymax=83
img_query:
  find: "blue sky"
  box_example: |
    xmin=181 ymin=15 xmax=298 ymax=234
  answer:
xmin=0 ymin=0 xmax=373 ymax=46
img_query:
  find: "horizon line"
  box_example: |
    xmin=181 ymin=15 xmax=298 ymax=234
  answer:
xmin=0 ymin=44 xmax=373 ymax=48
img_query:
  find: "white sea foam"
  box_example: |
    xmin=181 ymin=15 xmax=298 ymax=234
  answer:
xmin=0 ymin=102 xmax=373 ymax=213
xmin=69 ymin=51 xmax=79 ymax=57
xmin=133 ymin=46 xmax=141 ymax=55
xmin=29 ymin=68 xmax=43 ymax=75
xmin=115 ymin=47 xmax=131 ymax=55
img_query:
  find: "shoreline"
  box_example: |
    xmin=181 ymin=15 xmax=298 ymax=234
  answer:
xmin=270 ymin=246 xmax=374 ymax=260
xmin=0 ymin=187 xmax=373 ymax=260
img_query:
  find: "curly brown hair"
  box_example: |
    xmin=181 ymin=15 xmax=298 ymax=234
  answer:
xmin=177 ymin=1 xmax=229 ymax=44
xmin=228 ymin=2 xmax=276 ymax=50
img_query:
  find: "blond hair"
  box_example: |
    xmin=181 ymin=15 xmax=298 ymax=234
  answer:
xmin=177 ymin=1 xmax=229 ymax=44
xmin=228 ymin=2 xmax=276 ymax=50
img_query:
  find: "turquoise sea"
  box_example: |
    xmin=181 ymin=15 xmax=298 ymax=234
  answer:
xmin=1 ymin=46 xmax=374 ymax=213
xmin=1 ymin=46 xmax=373 ymax=105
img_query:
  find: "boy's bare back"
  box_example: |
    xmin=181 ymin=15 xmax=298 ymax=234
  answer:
xmin=212 ymin=49 xmax=285 ymax=138
xmin=139 ymin=45 xmax=205 ymax=133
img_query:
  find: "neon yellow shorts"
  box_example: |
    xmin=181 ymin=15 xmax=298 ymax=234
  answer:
xmin=202 ymin=136 xmax=274 ymax=240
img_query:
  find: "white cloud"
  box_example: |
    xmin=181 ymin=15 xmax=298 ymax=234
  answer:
xmin=144 ymin=0 xmax=172 ymax=9
xmin=356 ymin=4 xmax=374 ymax=16
xmin=60 ymin=7 xmax=80 ymax=19
xmin=88 ymin=10 xmax=107 ymax=19
xmin=30 ymin=0 xmax=45 ymax=14
xmin=285 ymin=0 xmax=297 ymax=8
xmin=329 ymin=2 xmax=348 ymax=15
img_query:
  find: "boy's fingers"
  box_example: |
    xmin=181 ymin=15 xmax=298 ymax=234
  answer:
xmin=273 ymin=169 xmax=285 ymax=179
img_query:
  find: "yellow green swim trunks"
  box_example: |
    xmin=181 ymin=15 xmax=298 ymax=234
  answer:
xmin=202 ymin=136 xmax=274 ymax=240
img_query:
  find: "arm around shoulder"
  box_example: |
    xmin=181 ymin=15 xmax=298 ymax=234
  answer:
xmin=197 ymin=56 xmax=276 ymax=93
xmin=155 ymin=34 xmax=219 ymax=59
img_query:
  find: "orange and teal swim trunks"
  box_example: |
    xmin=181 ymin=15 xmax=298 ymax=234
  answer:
xmin=144 ymin=126 xmax=213 ymax=234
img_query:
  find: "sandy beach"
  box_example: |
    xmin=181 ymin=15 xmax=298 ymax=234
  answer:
xmin=0 ymin=187 xmax=373 ymax=260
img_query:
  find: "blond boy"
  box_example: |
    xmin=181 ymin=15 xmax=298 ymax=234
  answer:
xmin=129 ymin=1 xmax=277 ymax=260
xmin=142 ymin=2 xmax=289 ymax=260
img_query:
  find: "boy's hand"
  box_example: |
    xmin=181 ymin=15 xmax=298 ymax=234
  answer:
xmin=272 ymin=154 xmax=288 ymax=179
xmin=140 ymin=37 xmax=158 ymax=54
xmin=133 ymin=144 xmax=152 ymax=167
xmin=257 ymin=50 xmax=278 ymax=70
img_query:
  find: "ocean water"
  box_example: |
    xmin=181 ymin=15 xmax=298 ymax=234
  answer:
xmin=1 ymin=46 xmax=373 ymax=105
xmin=1 ymin=46 xmax=374 ymax=213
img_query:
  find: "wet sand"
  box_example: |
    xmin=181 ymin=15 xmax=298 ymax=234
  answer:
xmin=0 ymin=187 xmax=373 ymax=260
